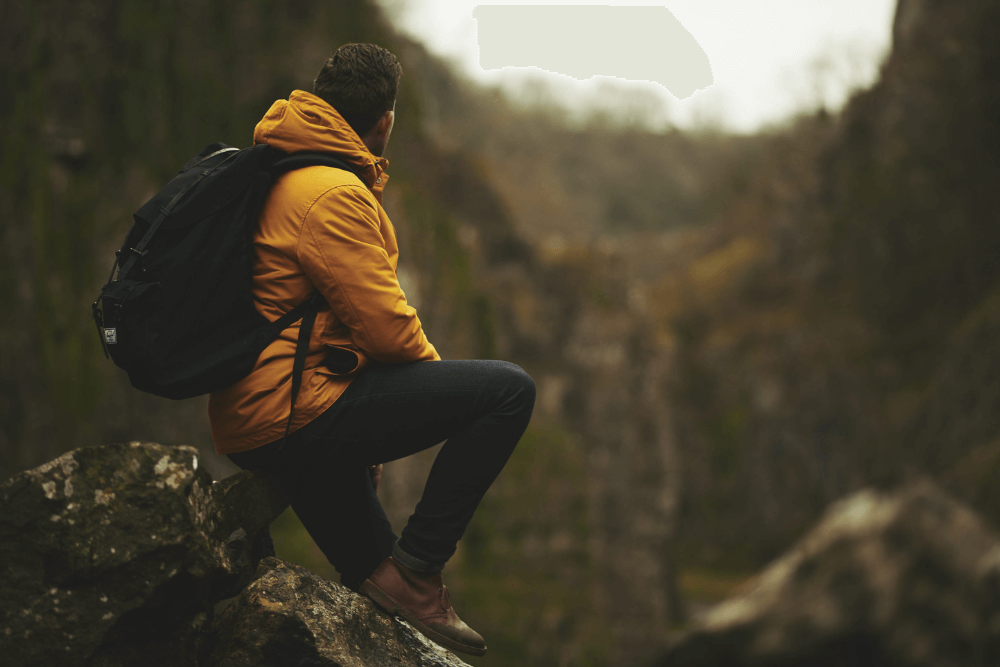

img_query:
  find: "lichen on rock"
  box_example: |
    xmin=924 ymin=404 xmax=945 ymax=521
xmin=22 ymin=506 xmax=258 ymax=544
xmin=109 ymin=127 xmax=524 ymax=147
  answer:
xmin=206 ymin=558 xmax=469 ymax=667
xmin=0 ymin=442 xmax=282 ymax=666
xmin=1 ymin=442 xmax=471 ymax=667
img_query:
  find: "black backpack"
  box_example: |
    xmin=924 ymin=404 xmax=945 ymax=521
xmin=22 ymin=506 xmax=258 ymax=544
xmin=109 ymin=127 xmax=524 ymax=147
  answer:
xmin=92 ymin=142 xmax=356 ymax=436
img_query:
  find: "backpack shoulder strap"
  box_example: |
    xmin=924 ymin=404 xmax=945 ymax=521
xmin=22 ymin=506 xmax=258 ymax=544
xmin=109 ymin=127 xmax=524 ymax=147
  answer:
xmin=270 ymin=152 xmax=359 ymax=179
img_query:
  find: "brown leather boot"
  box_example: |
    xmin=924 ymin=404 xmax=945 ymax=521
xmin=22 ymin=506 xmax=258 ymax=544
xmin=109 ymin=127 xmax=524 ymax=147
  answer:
xmin=361 ymin=556 xmax=487 ymax=657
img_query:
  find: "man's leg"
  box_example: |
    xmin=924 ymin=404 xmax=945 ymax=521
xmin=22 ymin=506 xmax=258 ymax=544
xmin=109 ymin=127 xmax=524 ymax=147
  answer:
xmin=306 ymin=359 xmax=536 ymax=570
xmin=227 ymin=422 xmax=398 ymax=591
xmin=340 ymin=359 xmax=535 ymax=656
xmin=229 ymin=359 xmax=535 ymax=585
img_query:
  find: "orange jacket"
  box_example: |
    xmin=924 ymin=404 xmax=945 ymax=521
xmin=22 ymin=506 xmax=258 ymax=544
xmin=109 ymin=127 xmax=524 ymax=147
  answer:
xmin=209 ymin=90 xmax=439 ymax=454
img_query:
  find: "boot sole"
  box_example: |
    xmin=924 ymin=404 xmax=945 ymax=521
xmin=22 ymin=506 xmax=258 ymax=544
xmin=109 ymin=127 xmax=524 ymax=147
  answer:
xmin=361 ymin=579 xmax=488 ymax=657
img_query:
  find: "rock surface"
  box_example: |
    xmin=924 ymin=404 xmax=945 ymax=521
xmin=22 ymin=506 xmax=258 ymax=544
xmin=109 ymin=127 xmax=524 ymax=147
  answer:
xmin=206 ymin=557 xmax=469 ymax=667
xmin=1 ymin=443 xmax=471 ymax=666
xmin=1 ymin=442 xmax=220 ymax=665
xmin=655 ymin=481 xmax=1000 ymax=667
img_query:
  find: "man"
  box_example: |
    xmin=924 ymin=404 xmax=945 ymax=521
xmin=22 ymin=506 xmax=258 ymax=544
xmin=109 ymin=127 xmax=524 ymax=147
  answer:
xmin=208 ymin=43 xmax=535 ymax=657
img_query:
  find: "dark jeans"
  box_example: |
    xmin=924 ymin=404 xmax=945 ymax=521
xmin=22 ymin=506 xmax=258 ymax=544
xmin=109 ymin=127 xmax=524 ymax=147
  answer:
xmin=227 ymin=359 xmax=536 ymax=590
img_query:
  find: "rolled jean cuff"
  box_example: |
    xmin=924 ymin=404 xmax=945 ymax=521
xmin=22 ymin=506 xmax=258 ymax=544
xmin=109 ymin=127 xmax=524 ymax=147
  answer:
xmin=393 ymin=540 xmax=444 ymax=574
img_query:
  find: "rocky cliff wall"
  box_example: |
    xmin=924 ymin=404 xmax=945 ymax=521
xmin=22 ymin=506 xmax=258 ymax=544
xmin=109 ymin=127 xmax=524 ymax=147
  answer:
xmin=654 ymin=0 xmax=1000 ymax=570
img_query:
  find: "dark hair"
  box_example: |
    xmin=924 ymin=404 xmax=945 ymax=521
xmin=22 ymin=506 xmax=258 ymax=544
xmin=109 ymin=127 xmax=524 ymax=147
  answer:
xmin=313 ymin=43 xmax=402 ymax=137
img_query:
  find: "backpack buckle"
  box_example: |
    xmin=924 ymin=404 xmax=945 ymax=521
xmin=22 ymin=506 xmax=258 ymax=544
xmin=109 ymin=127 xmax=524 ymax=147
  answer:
xmin=92 ymin=300 xmax=110 ymax=359
xmin=120 ymin=247 xmax=150 ymax=277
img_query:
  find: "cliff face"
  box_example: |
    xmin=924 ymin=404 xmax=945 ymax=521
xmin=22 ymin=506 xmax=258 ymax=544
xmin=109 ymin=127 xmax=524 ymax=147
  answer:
xmin=648 ymin=0 xmax=1000 ymax=568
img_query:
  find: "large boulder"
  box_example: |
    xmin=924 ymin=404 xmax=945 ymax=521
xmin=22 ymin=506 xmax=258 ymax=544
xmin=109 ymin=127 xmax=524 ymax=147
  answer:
xmin=1 ymin=442 xmax=474 ymax=667
xmin=656 ymin=481 xmax=1000 ymax=667
xmin=0 ymin=442 xmax=286 ymax=666
xmin=206 ymin=557 xmax=469 ymax=667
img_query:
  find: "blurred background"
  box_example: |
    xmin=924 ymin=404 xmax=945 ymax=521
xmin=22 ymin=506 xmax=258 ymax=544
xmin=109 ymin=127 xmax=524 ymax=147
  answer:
xmin=2 ymin=0 xmax=998 ymax=665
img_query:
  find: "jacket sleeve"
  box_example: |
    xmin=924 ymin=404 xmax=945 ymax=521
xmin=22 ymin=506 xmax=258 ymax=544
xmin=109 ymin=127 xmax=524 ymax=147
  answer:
xmin=297 ymin=184 xmax=440 ymax=363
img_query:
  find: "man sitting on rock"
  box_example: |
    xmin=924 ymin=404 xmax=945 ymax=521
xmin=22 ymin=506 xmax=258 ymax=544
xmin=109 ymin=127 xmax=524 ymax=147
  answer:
xmin=209 ymin=43 xmax=535 ymax=657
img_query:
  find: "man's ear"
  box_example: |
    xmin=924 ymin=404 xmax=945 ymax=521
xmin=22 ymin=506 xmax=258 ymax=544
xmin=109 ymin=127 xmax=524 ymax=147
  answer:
xmin=378 ymin=109 xmax=394 ymax=133
xmin=360 ymin=107 xmax=396 ymax=156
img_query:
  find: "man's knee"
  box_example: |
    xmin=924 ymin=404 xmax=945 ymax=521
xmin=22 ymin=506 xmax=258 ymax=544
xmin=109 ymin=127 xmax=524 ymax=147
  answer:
xmin=494 ymin=360 xmax=536 ymax=413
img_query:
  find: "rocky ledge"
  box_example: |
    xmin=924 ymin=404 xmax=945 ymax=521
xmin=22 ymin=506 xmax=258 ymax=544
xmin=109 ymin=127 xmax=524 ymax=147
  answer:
xmin=0 ymin=442 xmax=469 ymax=667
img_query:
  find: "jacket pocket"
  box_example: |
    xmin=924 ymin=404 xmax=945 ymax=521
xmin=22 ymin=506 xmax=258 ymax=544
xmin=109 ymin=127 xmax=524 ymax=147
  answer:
xmin=321 ymin=344 xmax=370 ymax=375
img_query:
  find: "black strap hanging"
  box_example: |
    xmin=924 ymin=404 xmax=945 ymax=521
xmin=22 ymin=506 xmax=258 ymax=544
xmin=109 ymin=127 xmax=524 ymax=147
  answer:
xmin=280 ymin=291 xmax=324 ymax=449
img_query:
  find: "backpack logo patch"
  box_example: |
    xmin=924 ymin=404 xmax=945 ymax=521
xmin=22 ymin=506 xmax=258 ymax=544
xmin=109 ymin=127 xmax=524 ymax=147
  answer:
xmin=104 ymin=328 xmax=118 ymax=345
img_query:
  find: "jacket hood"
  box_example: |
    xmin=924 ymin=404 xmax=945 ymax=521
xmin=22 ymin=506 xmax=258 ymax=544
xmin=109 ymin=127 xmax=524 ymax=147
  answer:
xmin=253 ymin=90 xmax=388 ymax=191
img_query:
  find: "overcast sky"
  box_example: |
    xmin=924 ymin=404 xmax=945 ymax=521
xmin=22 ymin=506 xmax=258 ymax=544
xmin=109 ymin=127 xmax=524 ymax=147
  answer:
xmin=375 ymin=0 xmax=898 ymax=133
